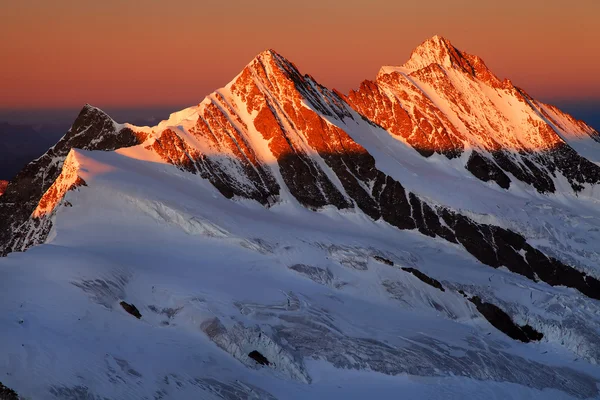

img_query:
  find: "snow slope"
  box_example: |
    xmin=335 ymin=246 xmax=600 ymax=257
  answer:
xmin=2 ymin=149 xmax=600 ymax=399
xmin=2 ymin=36 xmax=600 ymax=399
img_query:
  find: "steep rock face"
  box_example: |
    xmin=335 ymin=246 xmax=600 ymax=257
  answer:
xmin=2 ymin=45 xmax=600 ymax=302
xmin=346 ymin=73 xmax=464 ymax=158
xmin=149 ymin=126 xmax=278 ymax=205
xmin=345 ymin=36 xmax=600 ymax=193
xmin=6 ymin=151 xmax=87 ymax=253
xmin=141 ymin=51 xmax=353 ymax=209
xmin=129 ymin=49 xmax=600 ymax=300
xmin=229 ymin=50 xmax=352 ymax=210
xmin=0 ymin=105 xmax=146 ymax=256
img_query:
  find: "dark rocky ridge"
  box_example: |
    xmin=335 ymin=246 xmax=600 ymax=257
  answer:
xmin=1 ymin=53 xmax=599 ymax=304
xmin=0 ymin=105 xmax=146 ymax=256
xmin=248 ymin=350 xmax=271 ymax=366
xmin=373 ymin=255 xmax=394 ymax=266
xmin=468 ymin=296 xmax=544 ymax=343
xmin=0 ymin=382 xmax=19 ymax=400
xmin=120 ymin=301 xmax=142 ymax=319
xmin=402 ymin=267 xmax=445 ymax=292
xmin=345 ymin=39 xmax=600 ymax=195
xmin=466 ymin=151 xmax=511 ymax=189
xmin=150 ymin=128 xmax=279 ymax=206
xmin=464 ymin=144 xmax=600 ymax=194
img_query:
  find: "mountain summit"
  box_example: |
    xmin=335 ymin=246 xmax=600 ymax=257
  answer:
xmin=2 ymin=37 xmax=600 ymax=399
xmin=403 ymin=35 xmax=462 ymax=70
xmin=400 ymin=35 xmax=503 ymax=86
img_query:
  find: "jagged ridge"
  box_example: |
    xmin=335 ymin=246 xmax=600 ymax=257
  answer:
xmin=2 ymin=39 xmax=600 ymax=306
xmin=346 ymin=36 xmax=600 ymax=193
xmin=0 ymin=105 xmax=146 ymax=256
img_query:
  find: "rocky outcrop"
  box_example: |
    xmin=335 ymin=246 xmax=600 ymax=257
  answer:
xmin=222 ymin=50 xmax=600 ymax=301
xmin=120 ymin=301 xmax=142 ymax=319
xmin=5 ymin=151 xmax=88 ymax=253
xmin=468 ymin=296 xmax=543 ymax=343
xmin=229 ymin=51 xmax=352 ymax=210
xmin=466 ymin=151 xmax=511 ymax=189
xmin=248 ymin=350 xmax=270 ymax=366
xmin=2 ymin=43 xmax=599 ymax=305
xmin=346 ymin=74 xmax=464 ymax=159
xmin=346 ymin=36 xmax=600 ymax=194
xmin=0 ymin=382 xmax=20 ymax=400
xmin=150 ymin=127 xmax=279 ymax=205
xmin=402 ymin=267 xmax=445 ymax=292
xmin=373 ymin=255 xmax=394 ymax=266
xmin=0 ymin=105 xmax=146 ymax=256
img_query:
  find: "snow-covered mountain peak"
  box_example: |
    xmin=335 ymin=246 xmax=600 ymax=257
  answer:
xmin=252 ymin=48 xmax=288 ymax=65
xmin=241 ymin=48 xmax=302 ymax=84
xmin=388 ymin=35 xmax=502 ymax=88
xmin=401 ymin=35 xmax=461 ymax=71
xmin=5 ymin=37 xmax=600 ymax=399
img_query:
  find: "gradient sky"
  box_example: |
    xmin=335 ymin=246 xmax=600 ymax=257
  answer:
xmin=1 ymin=0 xmax=599 ymax=110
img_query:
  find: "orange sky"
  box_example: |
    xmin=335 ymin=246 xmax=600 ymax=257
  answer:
xmin=1 ymin=0 xmax=599 ymax=109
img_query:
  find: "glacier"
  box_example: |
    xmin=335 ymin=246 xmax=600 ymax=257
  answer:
xmin=1 ymin=36 xmax=600 ymax=399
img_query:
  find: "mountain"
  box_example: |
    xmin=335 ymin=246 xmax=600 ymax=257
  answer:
xmin=1 ymin=37 xmax=600 ymax=399
xmin=345 ymin=35 xmax=600 ymax=193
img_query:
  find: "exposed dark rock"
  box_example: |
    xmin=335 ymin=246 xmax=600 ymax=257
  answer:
xmin=0 ymin=104 xmax=146 ymax=256
xmin=492 ymin=150 xmax=555 ymax=193
xmin=401 ymin=267 xmax=445 ymax=292
xmin=466 ymin=151 xmax=511 ymax=189
xmin=0 ymin=382 xmax=19 ymax=400
xmin=373 ymin=255 xmax=394 ymax=266
xmin=546 ymin=144 xmax=600 ymax=191
xmin=521 ymin=324 xmax=544 ymax=342
xmin=120 ymin=301 xmax=142 ymax=319
xmin=248 ymin=350 xmax=270 ymax=366
xmin=279 ymin=152 xmax=350 ymax=210
xmin=230 ymin=56 xmax=350 ymax=210
xmin=345 ymin=47 xmax=600 ymax=196
xmin=304 ymin=134 xmax=600 ymax=300
xmin=151 ymin=127 xmax=281 ymax=207
xmin=2 ymin=53 xmax=599 ymax=310
xmin=469 ymin=296 xmax=543 ymax=343
xmin=375 ymin=174 xmax=416 ymax=230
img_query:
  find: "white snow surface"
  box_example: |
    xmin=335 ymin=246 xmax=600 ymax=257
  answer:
xmin=3 ymin=44 xmax=600 ymax=399
xmin=1 ymin=146 xmax=600 ymax=399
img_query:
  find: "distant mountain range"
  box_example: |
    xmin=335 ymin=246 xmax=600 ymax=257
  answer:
xmin=1 ymin=36 xmax=600 ymax=399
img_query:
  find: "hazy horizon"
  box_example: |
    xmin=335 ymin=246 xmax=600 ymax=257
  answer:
xmin=1 ymin=99 xmax=598 ymax=132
